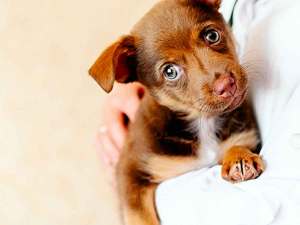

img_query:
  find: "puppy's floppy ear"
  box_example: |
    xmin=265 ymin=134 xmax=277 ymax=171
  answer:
xmin=89 ymin=35 xmax=137 ymax=93
xmin=184 ymin=0 xmax=221 ymax=9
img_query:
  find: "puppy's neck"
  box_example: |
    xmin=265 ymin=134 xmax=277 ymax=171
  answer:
xmin=145 ymin=94 xmax=220 ymax=163
xmin=196 ymin=117 xmax=220 ymax=166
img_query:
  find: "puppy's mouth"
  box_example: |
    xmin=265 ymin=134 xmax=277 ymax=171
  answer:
xmin=225 ymin=89 xmax=247 ymax=111
xmin=202 ymin=88 xmax=248 ymax=115
xmin=191 ymin=89 xmax=247 ymax=116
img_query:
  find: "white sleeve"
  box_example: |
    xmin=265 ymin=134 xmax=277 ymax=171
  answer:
xmin=219 ymin=0 xmax=237 ymax=22
xmin=156 ymin=167 xmax=280 ymax=225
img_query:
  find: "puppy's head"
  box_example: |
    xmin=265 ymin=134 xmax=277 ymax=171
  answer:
xmin=89 ymin=0 xmax=247 ymax=117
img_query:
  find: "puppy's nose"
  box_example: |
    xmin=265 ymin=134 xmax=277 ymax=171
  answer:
xmin=213 ymin=74 xmax=237 ymax=98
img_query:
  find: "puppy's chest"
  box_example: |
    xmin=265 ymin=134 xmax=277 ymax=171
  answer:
xmin=156 ymin=115 xmax=221 ymax=162
xmin=196 ymin=118 xmax=220 ymax=167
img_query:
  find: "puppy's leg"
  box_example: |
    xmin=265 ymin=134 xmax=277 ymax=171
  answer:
xmin=219 ymin=130 xmax=265 ymax=183
xmin=119 ymin=155 xmax=199 ymax=225
xmin=144 ymin=155 xmax=200 ymax=183
xmin=122 ymin=185 xmax=159 ymax=225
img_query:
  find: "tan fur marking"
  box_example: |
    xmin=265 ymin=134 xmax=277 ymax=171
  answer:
xmin=143 ymin=155 xmax=199 ymax=183
xmin=123 ymin=186 xmax=159 ymax=225
xmin=219 ymin=129 xmax=259 ymax=160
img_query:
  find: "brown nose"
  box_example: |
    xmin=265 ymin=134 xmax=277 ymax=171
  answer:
xmin=213 ymin=74 xmax=237 ymax=98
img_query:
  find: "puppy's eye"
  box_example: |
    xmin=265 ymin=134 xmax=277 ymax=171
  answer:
xmin=203 ymin=29 xmax=220 ymax=44
xmin=162 ymin=64 xmax=183 ymax=81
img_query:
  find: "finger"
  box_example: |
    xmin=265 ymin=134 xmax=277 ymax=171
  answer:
xmin=105 ymin=166 xmax=117 ymax=190
xmin=123 ymin=94 xmax=142 ymax=122
xmin=95 ymin=129 xmax=119 ymax=165
xmin=106 ymin=108 xmax=127 ymax=149
xmin=111 ymin=85 xmax=144 ymax=122
xmin=95 ymin=131 xmax=111 ymax=166
xmin=100 ymin=132 xmax=121 ymax=167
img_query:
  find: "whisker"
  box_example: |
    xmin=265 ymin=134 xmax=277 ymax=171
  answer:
xmin=240 ymin=50 xmax=268 ymax=82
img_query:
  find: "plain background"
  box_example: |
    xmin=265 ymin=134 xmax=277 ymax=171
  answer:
xmin=0 ymin=0 xmax=158 ymax=224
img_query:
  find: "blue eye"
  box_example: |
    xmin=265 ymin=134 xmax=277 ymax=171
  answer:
xmin=162 ymin=64 xmax=182 ymax=80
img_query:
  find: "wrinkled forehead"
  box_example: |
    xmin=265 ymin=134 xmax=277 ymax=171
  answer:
xmin=132 ymin=0 xmax=227 ymax=53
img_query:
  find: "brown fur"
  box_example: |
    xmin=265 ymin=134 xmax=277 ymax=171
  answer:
xmin=89 ymin=0 xmax=265 ymax=224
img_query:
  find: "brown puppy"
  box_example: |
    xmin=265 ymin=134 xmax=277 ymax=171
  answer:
xmin=89 ymin=0 xmax=265 ymax=224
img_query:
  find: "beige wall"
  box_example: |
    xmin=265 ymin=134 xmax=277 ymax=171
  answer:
xmin=0 ymin=0 xmax=157 ymax=224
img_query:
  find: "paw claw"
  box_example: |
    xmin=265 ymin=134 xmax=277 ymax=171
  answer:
xmin=221 ymin=147 xmax=265 ymax=183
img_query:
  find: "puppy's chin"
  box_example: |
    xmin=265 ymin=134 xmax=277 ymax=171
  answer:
xmin=216 ymin=89 xmax=248 ymax=114
xmin=225 ymin=91 xmax=247 ymax=111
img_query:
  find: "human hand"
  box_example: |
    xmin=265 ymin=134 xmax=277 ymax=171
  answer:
xmin=95 ymin=82 xmax=145 ymax=184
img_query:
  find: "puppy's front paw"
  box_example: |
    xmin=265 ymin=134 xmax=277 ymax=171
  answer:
xmin=221 ymin=146 xmax=265 ymax=183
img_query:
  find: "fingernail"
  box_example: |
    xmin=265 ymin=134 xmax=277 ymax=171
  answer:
xmin=99 ymin=126 xmax=107 ymax=133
